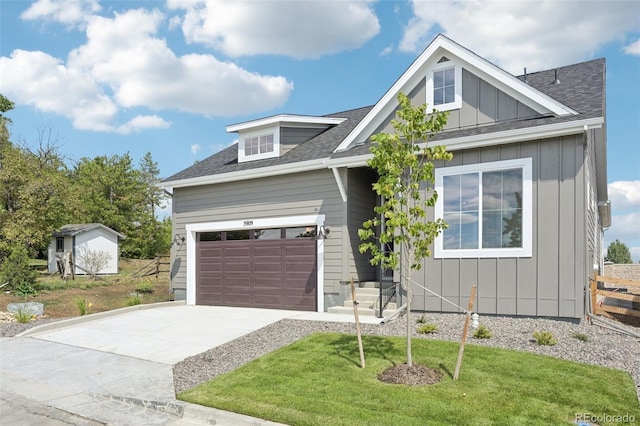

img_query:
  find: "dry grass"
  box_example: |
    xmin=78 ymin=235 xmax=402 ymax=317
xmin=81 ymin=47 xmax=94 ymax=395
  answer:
xmin=0 ymin=259 xmax=173 ymax=318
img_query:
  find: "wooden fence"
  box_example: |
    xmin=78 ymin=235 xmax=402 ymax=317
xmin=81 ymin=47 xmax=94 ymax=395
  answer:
xmin=590 ymin=275 xmax=640 ymax=326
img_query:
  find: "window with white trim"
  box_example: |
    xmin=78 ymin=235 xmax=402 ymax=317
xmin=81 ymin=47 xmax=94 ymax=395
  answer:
xmin=237 ymin=127 xmax=280 ymax=163
xmin=427 ymin=60 xmax=462 ymax=112
xmin=244 ymin=134 xmax=274 ymax=156
xmin=434 ymin=158 xmax=532 ymax=258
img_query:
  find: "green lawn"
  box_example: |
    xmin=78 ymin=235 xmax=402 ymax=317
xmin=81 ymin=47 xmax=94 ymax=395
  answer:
xmin=179 ymin=333 xmax=640 ymax=426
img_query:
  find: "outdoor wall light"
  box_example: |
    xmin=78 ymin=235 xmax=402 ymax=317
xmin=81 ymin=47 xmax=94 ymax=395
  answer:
xmin=173 ymin=234 xmax=185 ymax=245
xmin=317 ymin=225 xmax=330 ymax=239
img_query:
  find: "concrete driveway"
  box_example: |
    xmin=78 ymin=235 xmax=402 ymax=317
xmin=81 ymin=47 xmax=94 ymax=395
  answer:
xmin=0 ymin=302 xmax=379 ymax=425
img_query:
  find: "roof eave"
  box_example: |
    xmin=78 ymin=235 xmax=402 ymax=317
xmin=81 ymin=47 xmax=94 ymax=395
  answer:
xmin=328 ymin=117 xmax=604 ymax=167
xmin=162 ymin=158 xmax=330 ymax=189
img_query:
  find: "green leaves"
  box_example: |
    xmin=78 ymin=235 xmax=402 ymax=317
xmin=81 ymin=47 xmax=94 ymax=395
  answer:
xmin=358 ymin=92 xmax=452 ymax=273
xmin=0 ymin=94 xmax=171 ymax=261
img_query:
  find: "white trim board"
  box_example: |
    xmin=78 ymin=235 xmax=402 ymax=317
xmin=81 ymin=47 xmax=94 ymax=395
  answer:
xmin=185 ymin=214 xmax=325 ymax=312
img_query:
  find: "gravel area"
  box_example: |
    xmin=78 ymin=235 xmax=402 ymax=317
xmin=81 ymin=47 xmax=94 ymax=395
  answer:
xmin=172 ymin=313 xmax=640 ymax=401
xmin=2 ymin=311 xmax=638 ymax=401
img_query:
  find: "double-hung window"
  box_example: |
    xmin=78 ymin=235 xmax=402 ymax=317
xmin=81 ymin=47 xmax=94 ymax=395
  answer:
xmin=434 ymin=158 xmax=532 ymax=258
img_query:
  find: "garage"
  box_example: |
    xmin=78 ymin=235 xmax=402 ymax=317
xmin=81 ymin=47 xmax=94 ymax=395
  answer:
xmin=196 ymin=227 xmax=317 ymax=311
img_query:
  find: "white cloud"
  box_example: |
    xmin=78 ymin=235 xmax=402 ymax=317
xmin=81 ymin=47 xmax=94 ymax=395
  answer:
xmin=380 ymin=44 xmax=394 ymax=56
xmin=21 ymin=0 xmax=100 ymax=26
xmin=624 ymin=38 xmax=640 ymax=56
xmin=400 ymin=0 xmax=640 ymax=73
xmin=116 ymin=115 xmax=171 ymax=134
xmin=0 ymin=49 xmax=118 ymax=132
xmin=191 ymin=144 xmax=201 ymax=154
xmin=167 ymin=0 xmax=380 ymax=58
xmin=609 ymin=181 xmax=640 ymax=211
xmin=1 ymin=7 xmax=293 ymax=132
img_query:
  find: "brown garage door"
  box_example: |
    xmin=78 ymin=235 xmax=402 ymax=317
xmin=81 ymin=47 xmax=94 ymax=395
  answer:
xmin=196 ymin=227 xmax=317 ymax=311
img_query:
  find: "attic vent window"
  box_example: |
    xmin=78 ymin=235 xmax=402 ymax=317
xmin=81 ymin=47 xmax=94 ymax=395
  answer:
xmin=244 ymin=134 xmax=274 ymax=156
xmin=437 ymin=56 xmax=450 ymax=63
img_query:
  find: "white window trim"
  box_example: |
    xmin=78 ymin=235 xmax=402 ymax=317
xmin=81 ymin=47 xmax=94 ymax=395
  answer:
xmin=238 ymin=126 xmax=280 ymax=163
xmin=426 ymin=61 xmax=462 ymax=112
xmin=185 ymin=214 xmax=325 ymax=312
xmin=434 ymin=158 xmax=532 ymax=258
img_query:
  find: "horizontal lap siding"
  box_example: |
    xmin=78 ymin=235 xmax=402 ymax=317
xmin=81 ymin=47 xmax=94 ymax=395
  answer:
xmin=171 ymin=169 xmax=344 ymax=295
xmin=417 ymin=135 xmax=587 ymax=318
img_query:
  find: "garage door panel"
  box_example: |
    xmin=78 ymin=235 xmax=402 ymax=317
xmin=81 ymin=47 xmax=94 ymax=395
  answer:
xmin=199 ymin=262 xmax=222 ymax=272
xmin=225 ymin=247 xmax=251 ymax=257
xmin=254 ymin=262 xmax=283 ymax=273
xmin=196 ymin=230 xmax=317 ymax=311
xmin=254 ymin=245 xmax=283 ymax=256
xmin=224 ymin=262 xmax=251 ymax=272
xmin=254 ymin=278 xmax=283 ymax=290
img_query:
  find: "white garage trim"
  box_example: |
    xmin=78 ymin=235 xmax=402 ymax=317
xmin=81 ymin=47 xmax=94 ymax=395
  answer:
xmin=185 ymin=214 xmax=325 ymax=312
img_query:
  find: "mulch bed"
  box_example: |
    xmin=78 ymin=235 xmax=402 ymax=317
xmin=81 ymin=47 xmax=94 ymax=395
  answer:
xmin=378 ymin=363 xmax=443 ymax=386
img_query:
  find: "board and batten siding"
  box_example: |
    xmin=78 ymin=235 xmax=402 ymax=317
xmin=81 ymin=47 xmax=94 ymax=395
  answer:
xmin=376 ymin=69 xmax=539 ymax=136
xmin=170 ymin=169 xmax=348 ymax=306
xmin=415 ymin=134 xmax=589 ymax=318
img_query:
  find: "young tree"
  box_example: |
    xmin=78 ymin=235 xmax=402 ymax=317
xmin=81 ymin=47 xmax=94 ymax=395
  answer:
xmin=605 ymin=239 xmax=632 ymax=264
xmin=359 ymin=93 xmax=452 ymax=366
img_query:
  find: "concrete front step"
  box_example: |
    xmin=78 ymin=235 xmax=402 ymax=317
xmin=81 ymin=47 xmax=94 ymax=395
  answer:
xmin=327 ymin=305 xmax=400 ymax=319
xmin=342 ymin=300 xmax=397 ymax=310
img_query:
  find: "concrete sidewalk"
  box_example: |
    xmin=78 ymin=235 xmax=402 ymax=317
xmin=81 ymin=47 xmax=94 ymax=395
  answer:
xmin=1 ymin=302 xmax=382 ymax=425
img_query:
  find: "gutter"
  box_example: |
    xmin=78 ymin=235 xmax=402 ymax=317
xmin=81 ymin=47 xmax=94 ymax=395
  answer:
xmin=163 ymin=117 xmax=605 ymax=189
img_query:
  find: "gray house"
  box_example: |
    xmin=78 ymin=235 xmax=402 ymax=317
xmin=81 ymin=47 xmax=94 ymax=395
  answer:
xmin=162 ymin=34 xmax=609 ymax=319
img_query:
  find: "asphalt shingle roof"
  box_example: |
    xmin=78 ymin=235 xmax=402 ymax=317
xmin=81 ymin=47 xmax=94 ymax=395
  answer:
xmin=164 ymin=58 xmax=604 ymax=182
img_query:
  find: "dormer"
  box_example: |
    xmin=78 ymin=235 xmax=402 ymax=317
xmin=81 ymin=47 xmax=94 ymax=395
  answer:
xmin=227 ymin=115 xmax=346 ymax=163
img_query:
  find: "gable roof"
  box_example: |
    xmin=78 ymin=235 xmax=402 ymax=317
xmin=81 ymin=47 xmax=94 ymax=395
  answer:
xmin=333 ymin=34 xmax=580 ymax=153
xmin=162 ymin=35 xmax=605 ymax=190
xmin=53 ymin=223 xmax=126 ymax=239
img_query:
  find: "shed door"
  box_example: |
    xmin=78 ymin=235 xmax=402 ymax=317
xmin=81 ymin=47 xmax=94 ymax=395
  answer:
xmin=196 ymin=227 xmax=317 ymax=311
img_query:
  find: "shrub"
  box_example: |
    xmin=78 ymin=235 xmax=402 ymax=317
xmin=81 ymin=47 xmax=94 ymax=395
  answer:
xmin=0 ymin=244 xmax=38 ymax=297
xmin=416 ymin=323 xmax=438 ymax=334
xmin=572 ymin=333 xmax=590 ymax=342
xmin=126 ymin=294 xmax=142 ymax=306
xmin=75 ymin=298 xmax=92 ymax=316
xmin=13 ymin=307 xmax=32 ymax=323
xmin=135 ymin=281 xmax=154 ymax=293
xmin=473 ymin=324 xmax=492 ymax=339
xmin=416 ymin=314 xmax=427 ymax=324
xmin=533 ymin=331 xmax=557 ymax=346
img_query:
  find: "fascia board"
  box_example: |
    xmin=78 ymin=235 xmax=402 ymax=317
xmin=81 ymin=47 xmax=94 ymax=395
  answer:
xmin=328 ymin=117 xmax=604 ymax=168
xmin=227 ymin=115 xmax=346 ymax=133
xmin=441 ymin=37 xmax=578 ymax=117
xmin=334 ymin=34 xmax=577 ymax=153
xmin=162 ymin=158 xmax=329 ymax=189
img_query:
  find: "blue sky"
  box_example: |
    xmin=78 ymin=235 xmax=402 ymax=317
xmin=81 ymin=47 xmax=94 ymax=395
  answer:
xmin=1 ymin=0 xmax=639 ymax=261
